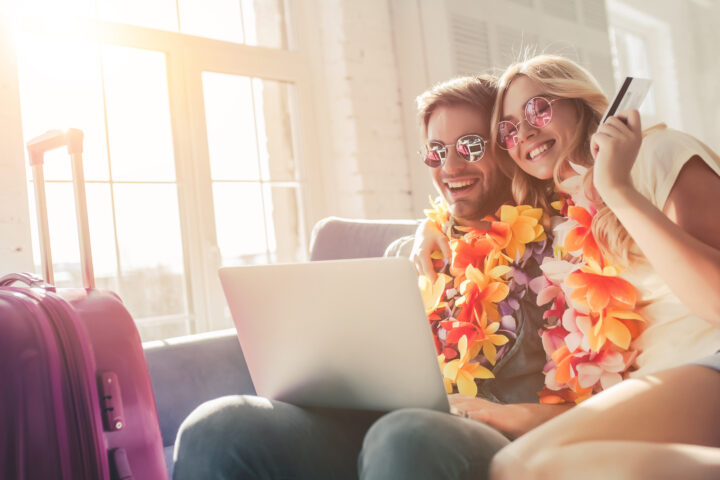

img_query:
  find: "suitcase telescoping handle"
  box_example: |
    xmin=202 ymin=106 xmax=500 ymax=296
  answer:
xmin=27 ymin=128 xmax=95 ymax=289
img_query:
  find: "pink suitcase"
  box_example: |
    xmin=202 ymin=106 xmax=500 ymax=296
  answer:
xmin=0 ymin=129 xmax=168 ymax=480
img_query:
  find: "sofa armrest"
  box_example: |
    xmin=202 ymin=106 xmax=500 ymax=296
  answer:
xmin=144 ymin=330 xmax=255 ymax=448
xmin=309 ymin=216 xmax=419 ymax=261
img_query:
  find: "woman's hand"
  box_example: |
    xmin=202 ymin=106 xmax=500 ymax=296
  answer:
xmin=448 ymin=394 xmax=573 ymax=439
xmin=590 ymin=109 xmax=643 ymax=203
xmin=410 ymin=219 xmax=451 ymax=281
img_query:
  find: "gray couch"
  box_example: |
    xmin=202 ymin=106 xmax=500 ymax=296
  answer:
xmin=144 ymin=217 xmax=418 ymax=476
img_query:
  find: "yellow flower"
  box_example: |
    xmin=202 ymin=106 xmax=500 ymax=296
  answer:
xmin=471 ymin=308 xmax=510 ymax=365
xmin=499 ymin=205 xmax=546 ymax=261
xmin=424 ymin=196 xmax=450 ymax=229
xmin=437 ymin=354 xmax=454 ymax=394
xmin=443 ymin=335 xmax=494 ymax=397
xmin=583 ymin=309 xmax=645 ymax=352
xmin=418 ymin=273 xmax=449 ymax=315
xmin=456 ymin=257 xmax=511 ymax=323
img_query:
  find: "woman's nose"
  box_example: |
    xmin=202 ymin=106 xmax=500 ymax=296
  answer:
xmin=516 ymin=120 xmax=538 ymax=144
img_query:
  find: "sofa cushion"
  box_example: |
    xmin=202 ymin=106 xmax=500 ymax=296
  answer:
xmin=309 ymin=217 xmax=418 ymax=261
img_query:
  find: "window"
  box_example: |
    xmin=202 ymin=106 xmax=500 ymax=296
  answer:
xmin=8 ymin=0 xmax=314 ymax=341
xmin=607 ymin=0 xmax=681 ymax=129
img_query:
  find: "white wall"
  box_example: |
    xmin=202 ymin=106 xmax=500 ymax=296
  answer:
xmin=0 ymin=7 xmax=34 ymax=274
xmin=306 ymin=0 xmax=415 ymax=221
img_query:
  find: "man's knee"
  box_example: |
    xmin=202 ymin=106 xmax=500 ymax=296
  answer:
xmin=362 ymin=409 xmax=442 ymax=459
xmin=173 ymin=395 xmax=277 ymax=478
xmin=360 ymin=408 xmax=510 ymax=480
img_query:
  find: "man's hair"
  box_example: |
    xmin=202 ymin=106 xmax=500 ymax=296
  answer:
xmin=416 ymin=74 xmax=499 ymax=141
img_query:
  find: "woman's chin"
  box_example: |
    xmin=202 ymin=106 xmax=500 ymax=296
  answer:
xmin=519 ymin=163 xmax=554 ymax=181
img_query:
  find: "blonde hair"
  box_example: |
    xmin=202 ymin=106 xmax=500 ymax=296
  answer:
xmin=417 ymin=74 xmax=498 ymax=141
xmin=492 ymin=55 xmax=638 ymax=264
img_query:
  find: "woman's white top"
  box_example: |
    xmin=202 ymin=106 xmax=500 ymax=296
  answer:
xmin=623 ymin=128 xmax=720 ymax=378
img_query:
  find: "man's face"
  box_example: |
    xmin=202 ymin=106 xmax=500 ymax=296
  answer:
xmin=426 ymin=104 xmax=508 ymax=225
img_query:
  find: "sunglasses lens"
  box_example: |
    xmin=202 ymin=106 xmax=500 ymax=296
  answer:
xmin=424 ymin=143 xmax=445 ymax=168
xmin=526 ymin=97 xmax=552 ymax=127
xmin=456 ymin=135 xmax=485 ymax=161
xmin=497 ymin=121 xmax=518 ymax=150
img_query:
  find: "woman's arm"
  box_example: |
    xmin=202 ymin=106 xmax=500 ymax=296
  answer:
xmin=410 ymin=218 xmax=452 ymax=280
xmin=449 ymin=395 xmax=573 ymax=439
xmin=592 ymin=111 xmax=720 ymax=323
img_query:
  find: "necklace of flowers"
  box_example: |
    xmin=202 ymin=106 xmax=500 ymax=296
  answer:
xmin=419 ymin=196 xmax=548 ymax=398
xmin=530 ymin=167 xmax=646 ymax=404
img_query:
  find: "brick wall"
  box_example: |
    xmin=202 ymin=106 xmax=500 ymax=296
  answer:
xmin=310 ymin=0 xmax=415 ymax=220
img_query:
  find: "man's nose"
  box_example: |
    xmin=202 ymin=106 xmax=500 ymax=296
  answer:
xmin=442 ymin=147 xmax=465 ymax=173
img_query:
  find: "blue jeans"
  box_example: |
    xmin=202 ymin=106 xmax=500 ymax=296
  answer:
xmin=172 ymin=395 xmax=510 ymax=480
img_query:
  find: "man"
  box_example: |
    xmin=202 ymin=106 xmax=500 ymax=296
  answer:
xmin=173 ymin=76 xmax=552 ymax=480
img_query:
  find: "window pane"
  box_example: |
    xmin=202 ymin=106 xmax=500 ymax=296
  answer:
xmin=26 ymin=182 xmax=117 ymax=289
xmin=203 ymin=73 xmax=260 ymax=181
xmin=112 ymin=184 xmax=187 ymax=322
xmin=253 ymin=78 xmax=297 ymax=182
xmin=263 ymin=185 xmax=304 ymax=263
xmin=16 ymin=33 xmax=109 ymax=181
xmin=178 ymin=0 xmax=289 ymax=48
xmin=203 ymin=74 xmax=297 ymax=182
xmin=213 ymin=182 xmax=269 ymax=265
xmin=11 ymin=0 xmax=95 ymax=21
xmin=97 ymin=0 xmax=178 ymax=32
xmin=102 ymin=45 xmax=176 ymax=182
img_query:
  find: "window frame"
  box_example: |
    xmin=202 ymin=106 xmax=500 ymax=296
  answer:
xmin=1 ymin=1 xmax=326 ymax=337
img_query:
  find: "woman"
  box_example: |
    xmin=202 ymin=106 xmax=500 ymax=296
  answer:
xmin=414 ymin=55 xmax=720 ymax=478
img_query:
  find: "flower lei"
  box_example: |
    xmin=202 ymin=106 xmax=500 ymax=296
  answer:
xmin=531 ymin=167 xmax=646 ymax=404
xmin=419 ymin=197 xmax=549 ymax=398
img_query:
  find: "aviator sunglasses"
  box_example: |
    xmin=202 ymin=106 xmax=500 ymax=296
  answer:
xmin=421 ymin=134 xmax=487 ymax=168
xmin=496 ymin=96 xmax=561 ymax=150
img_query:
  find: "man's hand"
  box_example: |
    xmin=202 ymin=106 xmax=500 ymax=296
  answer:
xmin=449 ymin=394 xmax=573 ymax=439
xmin=410 ymin=219 xmax=451 ymax=281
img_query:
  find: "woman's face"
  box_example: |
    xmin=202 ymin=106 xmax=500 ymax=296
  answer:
xmin=500 ymin=75 xmax=578 ymax=180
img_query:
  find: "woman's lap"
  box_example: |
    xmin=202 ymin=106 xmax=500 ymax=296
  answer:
xmin=497 ymin=363 xmax=720 ymax=462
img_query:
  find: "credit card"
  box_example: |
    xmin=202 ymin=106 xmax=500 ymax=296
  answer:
xmin=601 ymin=77 xmax=652 ymax=124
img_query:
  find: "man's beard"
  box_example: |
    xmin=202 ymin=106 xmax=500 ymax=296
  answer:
xmin=448 ymin=176 xmax=511 ymax=225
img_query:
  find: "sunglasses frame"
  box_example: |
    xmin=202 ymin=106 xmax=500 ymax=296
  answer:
xmin=496 ymin=96 xmax=561 ymax=150
xmin=420 ymin=133 xmax=487 ymax=168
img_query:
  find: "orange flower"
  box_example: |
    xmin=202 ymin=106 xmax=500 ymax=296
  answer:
xmin=443 ymin=335 xmax=494 ymax=397
xmin=538 ymin=386 xmax=593 ymax=405
xmin=450 ymin=237 xmax=495 ymax=277
xmin=499 ymin=205 xmax=546 ymax=261
xmin=442 ymin=308 xmax=509 ymax=365
xmin=566 ymin=259 xmax=637 ymax=312
xmin=458 ymin=219 xmax=512 ymax=252
xmin=564 ymin=206 xmax=602 ymax=264
xmin=456 ymin=259 xmax=511 ymax=324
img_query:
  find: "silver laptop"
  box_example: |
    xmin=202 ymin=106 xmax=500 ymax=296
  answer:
xmin=219 ymin=256 xmax=450 ymax=412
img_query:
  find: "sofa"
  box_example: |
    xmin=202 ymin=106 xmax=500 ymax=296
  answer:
xmin=144 ymin=217 xmax=419 ymax=476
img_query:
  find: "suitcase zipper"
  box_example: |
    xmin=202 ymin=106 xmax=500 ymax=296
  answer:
xmin=23 ymin=289 xmax=107 ymax=479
